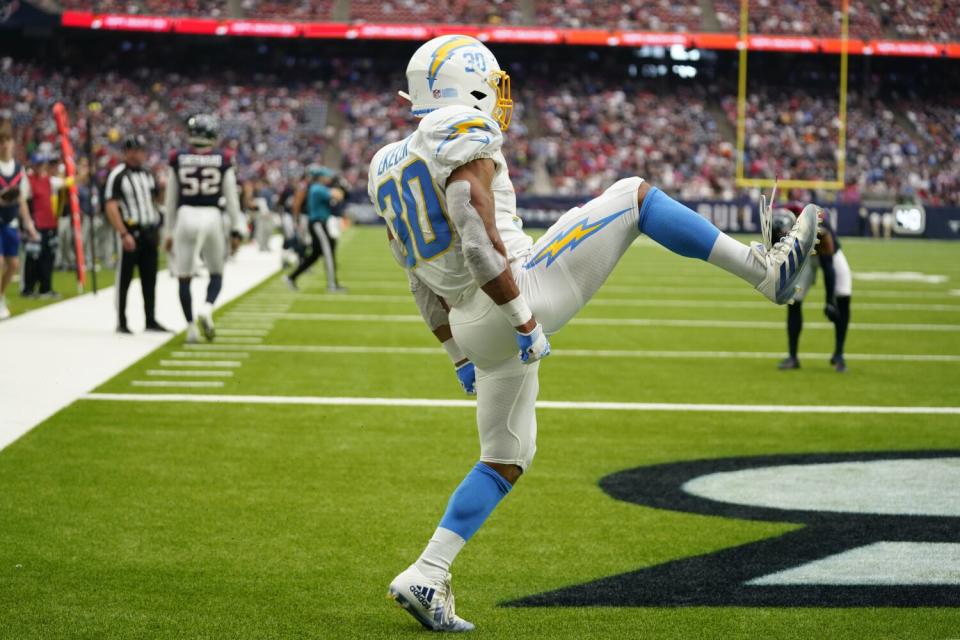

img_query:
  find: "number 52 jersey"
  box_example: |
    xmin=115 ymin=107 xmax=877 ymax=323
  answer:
xmin=168 ymin=149 xmax=234 ymax=208
xmin=367 ymin=105 xmax=532 ymax=307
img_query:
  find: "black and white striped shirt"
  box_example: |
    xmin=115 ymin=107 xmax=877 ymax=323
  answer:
xmin=105 ymin=163 xmax=160 ymax=228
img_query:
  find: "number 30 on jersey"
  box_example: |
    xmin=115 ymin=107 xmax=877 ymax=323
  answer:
xmin=376 ymin=158 xmax=453 ymax=268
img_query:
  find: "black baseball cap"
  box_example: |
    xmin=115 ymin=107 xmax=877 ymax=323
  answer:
xmin=123 ymin=134 xmax=147 ymax=150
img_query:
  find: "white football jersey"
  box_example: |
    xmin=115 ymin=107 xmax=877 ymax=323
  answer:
xmin=368 ymin=105 xmax=532 ymax=307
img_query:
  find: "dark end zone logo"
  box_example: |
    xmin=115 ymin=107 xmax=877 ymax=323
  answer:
xmin=507 ymin=451 xmax=960 ymax=608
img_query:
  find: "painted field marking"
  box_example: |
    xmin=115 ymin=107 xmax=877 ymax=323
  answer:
xmin=331 ymin=283 xmax=954 ymax=300
xmin=173 ymin=344 xmax=960 ymax=363
xmin=251 ymin=293 xmax=960 ymax=313
xmin=159 ymin=360 xmax=243 ymax=368
xmin=216 ymin=329 xmax=269 ymax=337
xmin=170 ymin=351 xmax=250 ymax=359
xmin=82 ymin=393 xmax=960 ymax=415
xmin=146 ymin=370 xmax=235 ymax=377
xmin=216 ymin=337 xmax=264 ymax=344
xmin=220 ymin=311 xmax=960 ymax=333
xmin=129 ymin=381 xmax=225 ymax=388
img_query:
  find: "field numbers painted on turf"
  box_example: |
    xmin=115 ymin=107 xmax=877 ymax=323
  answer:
xmin=376 ymin=158 xmax=452 ymax=267
xmin=509 ymin=451 xmax=960 ymax=608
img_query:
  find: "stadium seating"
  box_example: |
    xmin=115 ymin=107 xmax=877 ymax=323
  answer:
xmin=350 ymin=0 xmax=521 ymax=25
xmin=534 ymin=0 xmax=702 ymax=32
xmin=3 ymin=57 xmax=957 ymax=205
xmin=713 ymin=0 xmax=884 ymax=38
xmin=52 ymin=0 xmax=960 ymax=41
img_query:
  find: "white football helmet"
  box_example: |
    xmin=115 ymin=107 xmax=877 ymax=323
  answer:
xmin=400 ymin=35 xmax=513 ymax=131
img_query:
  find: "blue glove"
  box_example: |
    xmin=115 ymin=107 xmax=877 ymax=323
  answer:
xmin=455 ymin=361 xmax=476 ymax=395
xmin=516 ymin=323 xmax=551 ymax=364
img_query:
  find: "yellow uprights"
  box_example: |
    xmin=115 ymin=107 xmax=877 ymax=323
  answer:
xmin=734 ymin=0 xmax=850 ymax=191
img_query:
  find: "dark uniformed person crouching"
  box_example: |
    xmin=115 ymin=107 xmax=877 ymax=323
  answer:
xmin=104 ymin=134 xmax=169 ymax=334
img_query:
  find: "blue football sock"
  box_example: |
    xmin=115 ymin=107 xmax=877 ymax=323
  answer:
xmin=638 ymin=187 xmax=720 ymax=261
xmin=206 ymin=274 xmax=223 ymax=304
xmin=178 ymin=278 xmax=193 ymax=322
xmin=438 ymin=462 xmax=513 ymax=541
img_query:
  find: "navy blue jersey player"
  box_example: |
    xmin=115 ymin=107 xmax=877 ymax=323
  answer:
xmin=163 ymin=114 xmax=246 ymax=343
xmin=772 ymin=206 xmax=852 ymax=372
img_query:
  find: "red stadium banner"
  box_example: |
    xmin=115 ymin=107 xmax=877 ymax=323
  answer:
xmin=173 ymin=17 xmax=222 ymax=35
xmin=351 ymin=23 xmax=432 ymax=40
xmin=51 ymin=103 xmax=86 ymax=288
xmin=61 ymin=10 xmax=93 ymax=27
xmin=94 ymin=14 xmax=172 ymax=32
xmin=226 ymin=20 xmax=301 ymax=38
xmin=869 ymin=40 xmax=944 ymax=57
xmin=302 ymin=22 xmax=351 ymax=39
xmin=563 ymin=29 xmax=615 ymax=46
xmin=615 ymin=31 xmax=689 ymax=47
xmin=480 ymin=27 xmax=563 ymax=44
xmin=820 ymin=38 xmax=865 ymax=55
xmin=57 ymin=13 xmax=960 ymax=58
xmin=690 ymin=33 xmax=739 ymax=50
xmin=748 ymin=35 xmax=818 ymax=52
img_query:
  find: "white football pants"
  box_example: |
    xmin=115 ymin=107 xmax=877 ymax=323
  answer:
xmin=173 ymin=206 xmax=225 ymax=277
xmin=449 ymin=177 xmax=644 ymax=472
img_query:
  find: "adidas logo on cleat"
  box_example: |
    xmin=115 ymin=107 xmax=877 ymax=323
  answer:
xmin=409 ymin=584 xmax=435 ymax=609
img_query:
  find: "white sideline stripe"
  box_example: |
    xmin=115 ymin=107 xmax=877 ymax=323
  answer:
xmin=170 ymin=351 xmax=249 ymax=359
xmin=222 ymin=311 xmax=960 ymax=332
xmin=0 ymin=237 xmax=283 ymax=452
xmin=160 ymin=360 xmax=243 ymax=367
xmin=259 ymin=293 xmax=960 ymax=313
xmin=130 ymin=381 xmax=225 ymax=388
xmin=81 ymin=393 xmax=960 ymax=415
xmin=146 ymin=370 xmax=235 ymax=377
xmin=216 ymin=337 xmax=264 ymax=344
xmin=172 ymin=344 xmax=960 ymax=363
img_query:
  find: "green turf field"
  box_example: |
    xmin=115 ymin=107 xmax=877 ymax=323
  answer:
xmin=2 ymin=227 xmax=959 ymax=639
xmin=6 ymin=267 xmax=116 ymax=317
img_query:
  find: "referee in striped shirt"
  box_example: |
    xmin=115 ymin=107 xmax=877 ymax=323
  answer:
xmin=104 ymin=134 xmax=168 ymax=334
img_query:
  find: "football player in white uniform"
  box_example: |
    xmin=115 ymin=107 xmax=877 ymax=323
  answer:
xmin=368 ymin=35 xmax=820 ymax=632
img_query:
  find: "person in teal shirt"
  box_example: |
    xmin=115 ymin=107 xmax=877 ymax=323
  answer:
xmin=284 ymin=165 xmax=345 ymax=292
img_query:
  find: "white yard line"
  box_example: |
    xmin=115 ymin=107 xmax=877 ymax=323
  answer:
xmin=170 ymin=351 xmax=250 ymax=359
xmin=216 ymin=337 xmax=264 ymax=344
xmin=159 ymin=360 xmax=244 ymax=367
xmin=216 ymin=329 xmax=269 ymax=336
xmin=219 ymin=311 xmax=960 ymax=332
xmin=0 ymin=238 xmax=282 ymax=452
xmin=145 ymin=370 xmax=235 ymax=377
xmin=129 ymin=381 xmax=226 ymax=388
xmin=175 ymin=344 xmax=960 ymax=363
xmin=81 ymin=393 xmax=960 ymax=415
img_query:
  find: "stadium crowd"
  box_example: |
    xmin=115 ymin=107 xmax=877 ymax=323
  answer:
xmin=2 ymin=56 xmax=958 ymax=206
xmin=48 ymin=0 xmax=960 ymax=41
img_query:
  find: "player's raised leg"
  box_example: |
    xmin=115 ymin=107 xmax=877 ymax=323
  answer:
xmin=518 ymin=177 xmax=820 ymax=333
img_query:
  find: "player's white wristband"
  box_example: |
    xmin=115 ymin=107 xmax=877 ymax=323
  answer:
xmin=442 ymin=338 xmax=466 ymax=364
xmin=498 ymin=296 xmax=533 ymax=328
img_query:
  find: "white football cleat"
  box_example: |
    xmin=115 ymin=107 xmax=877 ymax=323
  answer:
xmin=0 ymin=296 xmax=10 ymax=321
xmin=185 ymin=322 xmax=200 ymax=344
xmin=754 ymin=203 xmax=821 ymax=305
xmin=198 ymin=303 xmax=215 ymax=342
xmin=387 ymin=565 xmax=475 ymax=632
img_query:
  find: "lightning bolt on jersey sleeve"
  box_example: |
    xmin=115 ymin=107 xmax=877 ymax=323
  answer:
xmin=419 ymin=107 xmax=503 ymax=186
